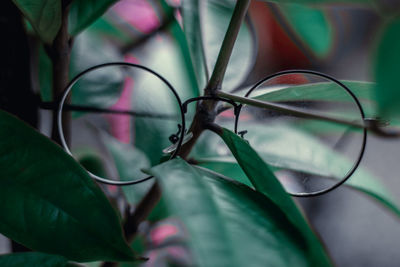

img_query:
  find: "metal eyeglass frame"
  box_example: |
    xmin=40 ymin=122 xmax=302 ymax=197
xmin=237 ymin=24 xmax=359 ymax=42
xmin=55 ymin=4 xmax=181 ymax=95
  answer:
xmin=57 ymin=63 xmax=368 ymax=197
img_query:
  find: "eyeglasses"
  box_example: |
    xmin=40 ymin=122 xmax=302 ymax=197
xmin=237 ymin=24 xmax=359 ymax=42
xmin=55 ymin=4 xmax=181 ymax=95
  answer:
xmin=51 ymin=62 xmax=394 ymax=197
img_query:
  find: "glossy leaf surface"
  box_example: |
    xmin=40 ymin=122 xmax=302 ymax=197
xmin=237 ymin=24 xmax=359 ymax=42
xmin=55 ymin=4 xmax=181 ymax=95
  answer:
xmin=0 ymin=252 xmax=73 ymax=267
xmin=197 ymin=159 xmax=252 ymax=187
xmin=0 ymin=111 xmax=135 ymax=262
xmin=215 ymin=128 xmax=333 ymax=265
xmin=149 ymin=158 xmax=329 ymax=266
xmin=12 ymin=0 xmax=61 ymax=43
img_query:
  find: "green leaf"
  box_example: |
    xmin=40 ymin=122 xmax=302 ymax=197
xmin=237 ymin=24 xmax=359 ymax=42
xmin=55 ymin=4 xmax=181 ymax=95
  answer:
xmin=182 ymin=0 xmax=255 ymax=90
xmin=0 ymin=252 xmax=72 ymax=267
xmin=149 ymin=158 xmax=332 ymax=266
xmin=0 ymin=110 xmax=135 ymax=262
xmin=215 ymin=128 xmax=333 ymax=265
xmin=197 ymin=159 xmax=253 ymax=187
xmin=278 ymin=4 xmax=333 ymax=56
xmin=69 ymin=0 xmax=119 ymax=36
xmin=218 ymin=127 xmax=400 ymax=217
xmin=375 ymin=17 xmax=400 ymax=117
xmin=12 ymin=0 xmax=61 ymax=43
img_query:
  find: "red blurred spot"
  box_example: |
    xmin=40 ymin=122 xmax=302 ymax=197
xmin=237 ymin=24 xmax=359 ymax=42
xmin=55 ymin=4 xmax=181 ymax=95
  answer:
xmin=167 ymin=246 xmax=186 ymax=258
xmin=113 ymin=0 xmax=160 ymax=34
xmin=268 ymin=74 xmax=309 ymax=86
xmin=105 ymin=55 xmax=138 ymax=144
xmin=150 ymin=224 xmax=179 ymax=246
xmin=219 ymin=109 xmax=235 ymax=118
xmin=249 ymin=2 xmax=311 ymax=73
xmin=107 ymin=185 xmax=118 ymax=194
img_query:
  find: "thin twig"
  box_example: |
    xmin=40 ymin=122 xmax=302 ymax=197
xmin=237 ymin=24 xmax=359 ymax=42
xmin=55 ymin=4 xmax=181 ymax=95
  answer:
xmin=123 ymin=183 xmax=161 ymax=243
xmin=205 ymin=0 xmax=251 ymax=93
xmin=216 ymin=90 xmax=400 ymax=137
xmin=179 ymin=0 xmax=252 ymax=158
xmin=48 ymin=0 xmax=72 ymax=145
xmin=216 ymin=90 xmax=367 ymax=129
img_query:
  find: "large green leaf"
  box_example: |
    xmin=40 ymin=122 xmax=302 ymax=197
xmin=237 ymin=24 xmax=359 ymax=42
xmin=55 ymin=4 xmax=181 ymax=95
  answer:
xmin=182 ymin=0 xmax=255 ymax=90
xmin=218 ymin=127 xmax=400 ymax=217
xmin=199 ymin=157 xmax=400 ymax=218
xmin=149 ymin=158 xmax=332 ymax=266
xmin=375 ymin=17 xmax=400 ymax=117
xmin=211 ymin=128 xmax=332 ymax=265
xmin=197 ymin=159 xmax=252 ymax=187
xmin=0 ymin=252 xmax=74 ymax=267
xmin=278 ymin=4 xmax=333 ymax=56
xmin=12 ymin=0 xmax=61 ymax=43
xmin=0 ymin=110 xmax=135 ymax=262
xmin=69 ymin=0 xmax=118 ymax=36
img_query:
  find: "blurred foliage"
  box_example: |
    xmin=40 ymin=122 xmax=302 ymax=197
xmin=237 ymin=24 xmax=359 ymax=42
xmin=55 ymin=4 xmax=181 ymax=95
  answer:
xmin=3 ymin=0 xmax=400 ymax=266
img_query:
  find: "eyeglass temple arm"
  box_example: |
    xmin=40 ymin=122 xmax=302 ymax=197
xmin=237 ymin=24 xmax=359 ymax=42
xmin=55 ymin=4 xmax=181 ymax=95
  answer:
xmin=216 ymin=90 xmax=400 ymax=138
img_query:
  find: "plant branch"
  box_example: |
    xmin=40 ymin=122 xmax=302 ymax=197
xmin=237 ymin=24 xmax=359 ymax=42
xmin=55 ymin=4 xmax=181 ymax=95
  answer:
xmin=216 ymin=90 xmax=400 ymax=137
xmin=178 ymin=0 xmax=251 ymax=158
xmin=123 ymin=183 xmax=161 ymax=243
xmin=217 ymin=90 xmax=366 ymax=128
xmin=101 ymin=183 xmax=161 ymax=267
xmin=48 ymin=1 xmax=72 ymax=145
xmin=205 ymin=0 xmax=251 ymax=94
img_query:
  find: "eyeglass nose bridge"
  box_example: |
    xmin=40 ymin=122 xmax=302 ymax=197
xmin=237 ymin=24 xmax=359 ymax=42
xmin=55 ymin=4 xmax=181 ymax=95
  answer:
xmin=182 ymin=96 xmax=242 ymax=134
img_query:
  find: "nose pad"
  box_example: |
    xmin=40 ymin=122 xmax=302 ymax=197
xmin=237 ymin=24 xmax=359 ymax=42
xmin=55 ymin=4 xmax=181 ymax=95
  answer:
xmin=163 ymin=132 xmax=193 ymax=154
